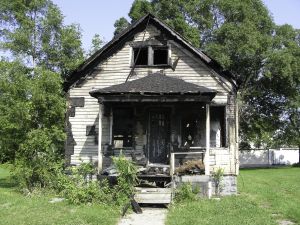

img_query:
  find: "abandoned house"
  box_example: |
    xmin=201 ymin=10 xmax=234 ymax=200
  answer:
xmin=64 ymin=13 xmax=239 ymax=199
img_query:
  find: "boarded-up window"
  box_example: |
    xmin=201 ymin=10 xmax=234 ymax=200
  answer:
xmin=113 ymin=108 xmax=134 ymax=148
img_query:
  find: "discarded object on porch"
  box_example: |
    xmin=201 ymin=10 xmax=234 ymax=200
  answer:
xmin=175 ymin=160 xmax=205 ymax=175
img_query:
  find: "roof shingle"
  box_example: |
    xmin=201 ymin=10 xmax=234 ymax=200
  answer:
xmin=90 ymin=73 xmax=216 ymax=97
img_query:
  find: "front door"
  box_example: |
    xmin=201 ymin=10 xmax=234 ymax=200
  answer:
xmin=149 ymin=110 xmax=170 ymax=164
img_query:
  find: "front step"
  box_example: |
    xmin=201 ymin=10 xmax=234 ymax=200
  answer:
xmin=134 ymin=187 xmax=172 ymax=204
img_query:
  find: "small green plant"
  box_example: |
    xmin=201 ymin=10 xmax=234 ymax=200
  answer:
xmin=174 ymin=182 xmax=199 ymax=202
xmin=112 ymin=155 xmax=138 ymax=205
xmin=56 ymin=162 xmax=113 ymax=205
xmin=212 ymin=167 xmax=224 ymax=196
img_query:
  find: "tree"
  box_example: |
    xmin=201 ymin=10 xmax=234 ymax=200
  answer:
xmin=0 ymin=61 xmax=31 ymax=162
xmin=0 ymin=0 xmax=82 ymax=169
xmin=114 ymin=17 xmax=130 ymax=36
xmin=261 ymin=25 xmax=300 ymax=161
xmin=117 ymin=0 xmax=300 ymax=154
xmin=117 ymin=0 xmax=276 ymax=146
xmin=0 ymin=0 xmax=84 ymax=78
xmin=88 ymin=34 xmax=104 ymax=56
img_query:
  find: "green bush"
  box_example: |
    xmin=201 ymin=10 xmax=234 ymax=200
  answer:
xmin=13 ymin=128 xmax=65 ymax=192
xmin=174 ymin=182 xmax=199 ymax=202
xmin=112 ymin=155 xmax=138 ymax=205
xmin=57 ymin=165 xmax=113 ymax=205
xmin=56 ymin=156 xmax=138 ymax=206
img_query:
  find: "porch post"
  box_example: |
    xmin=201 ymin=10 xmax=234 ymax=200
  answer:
xmin=98 ymin=102 xmax=104 ymax=173
xmin=109 ymin=107 xmax=113 ymax=145
xmin=205 ymin=104 xmax=210 ymax=176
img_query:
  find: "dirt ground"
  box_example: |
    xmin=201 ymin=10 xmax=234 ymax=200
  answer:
xmin=118 ymin=207 xmax=167 ymax=225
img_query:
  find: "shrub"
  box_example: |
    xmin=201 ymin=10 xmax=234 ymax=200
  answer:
xmin=174 ymin=182 xmax=199 ymax=202
xmin=56 ymin=162 xmax=113 ymax=204
xmin=13 ymin=128 xmax=65 ymax=192
xmin=212 ymin=167 xmax=224 ymax=196
xmin=112 ymin=155 xmax=138 ymax=205
xmin=56 ymin=156 xmax=138 ymax=206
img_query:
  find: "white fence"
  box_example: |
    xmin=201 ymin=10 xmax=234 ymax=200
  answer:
xmin=239 ymin=148 xmax=299 ymax=168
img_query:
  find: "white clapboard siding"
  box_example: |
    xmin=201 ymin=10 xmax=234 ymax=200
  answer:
xmin=68 ymin=25 xmax=234 ymax=168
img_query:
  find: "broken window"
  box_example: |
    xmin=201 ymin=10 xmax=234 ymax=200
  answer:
xmin=113 ymin=108 xmax=134 ymax=148
xmin=181 ymin=106 xmax=226 ymax=148
xmin=132 ymin=46 xmax=170 ymax=66
xmin=210 ymin=106 xmax=226 ymax=147
xmin=181 ymin=111 xmax=205 ymax=147
xmin=153 ymin=47 xmax=168 ymax=65
xmin=133 ymin=47 xmax=148 ymax=65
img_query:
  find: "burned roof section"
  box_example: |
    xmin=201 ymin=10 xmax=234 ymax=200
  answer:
xmin=64 ymin=13 xmax=237 ymax=92
xmin=90 ymin=73 xmax=216 ymax=98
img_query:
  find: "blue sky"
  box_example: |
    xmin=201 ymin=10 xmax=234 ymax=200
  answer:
xmin=52 ymin=0 xmax=300 ymax=52
xmin=23 ymin=0 xmax=300 ymax=52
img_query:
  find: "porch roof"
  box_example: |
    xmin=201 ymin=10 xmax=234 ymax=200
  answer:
xmin=90 ymin=73 xmax=216 ymax=101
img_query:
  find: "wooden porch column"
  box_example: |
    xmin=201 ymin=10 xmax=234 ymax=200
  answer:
xmin=109 ymin=107 xmax=113 ymax=145
xmin=205 ymin=104 xmax=210 ymax=176
xmin=98 ymin=102 xmax=104 ymax=173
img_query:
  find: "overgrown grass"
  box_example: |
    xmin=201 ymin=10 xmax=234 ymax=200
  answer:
xmin=0 ymin=164 xmax=120 ymax=225
xmin=167 ymin=167 xmax=300 ymax=225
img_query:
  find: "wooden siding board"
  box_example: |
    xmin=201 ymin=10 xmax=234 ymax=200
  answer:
xmin=67 ymin=25 xmax=236 ymax=172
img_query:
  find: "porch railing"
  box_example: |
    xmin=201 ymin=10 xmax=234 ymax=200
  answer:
xmin=170 ymin=147 xmax=206 ymax=175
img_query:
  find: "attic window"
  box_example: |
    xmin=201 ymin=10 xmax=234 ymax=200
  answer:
xmin=132 ymin=45 xmax=170 ymax=67
xmin=153 ymin=47 xmax=168 ymax=65
xmin=134 ymin=47 xmax=148 ymax=65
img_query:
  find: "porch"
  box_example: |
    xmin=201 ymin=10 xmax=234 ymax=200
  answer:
xmin=90 ymin=73 xmax=229 ymax=178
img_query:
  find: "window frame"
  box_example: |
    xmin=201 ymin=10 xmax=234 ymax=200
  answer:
xmin=112 ymin=107 xmax=134 ymax=149
xmin=131 ymin=44 xmax=171 ymax=68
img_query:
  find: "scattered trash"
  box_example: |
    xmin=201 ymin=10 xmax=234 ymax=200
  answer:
xmin=49 ymin=198 xmax=65 ymax=203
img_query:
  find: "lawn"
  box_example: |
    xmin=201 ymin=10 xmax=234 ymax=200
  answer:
xmin=0 ymin=164 xmax=120 ymax=225
xmin=167 ymin=167 xmax=300 ymax=225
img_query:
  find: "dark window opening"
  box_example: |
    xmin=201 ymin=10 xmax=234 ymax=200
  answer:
xmin=133 ymin=47 xmax=148 ymax=65
xmin=153 ymin=48 xmax=168 ymax=65
xmin=210 ymin=106 xmax=226 ymax=147
xmin=113 ymin=108 xmax=134 ymax=148
xmin=181 ymin=111 xmax=205 ymax=147
xmin=180 ymin=106 xmax=226 ymax=148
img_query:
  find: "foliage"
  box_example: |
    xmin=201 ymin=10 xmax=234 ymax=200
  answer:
xmin=56 ymin=163 xmax=113 ymax=205
xmin=0 ymin=0 xmax=82 ymax=167
xmin=112 ymin=155 xmax=138 ymax=205
xmin=174 ymin=182 xmax=199 ymax=203
xmin=0 ymin=61 xmax=31 ymax=162
xmin=113 ymin=17 xmax=130 ymax=36
xmin=212 ymin=167 xmax=224 ymax=196
xmin=88 ymin=34 xmax=104 ymax=56
xmin=168 ymin=168 xmax=300 ymax=225
xmin=13 ymin=128 xmax=65 ymax=192
xmin=117 ymin=0 xmax=300 ymax=151
xmin=0 ymin=62 xmax=66 ymax=163
xmin=55 ymin=156 xmax=138 ymax=206
xmin=0 ymin=0 xmax=84 ymax=78
xmin=0 ymin=165 xmax=119 ymax=225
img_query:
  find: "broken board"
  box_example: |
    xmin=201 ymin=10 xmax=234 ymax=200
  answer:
xmin=134 ymin=187 xmax=172 ymax=204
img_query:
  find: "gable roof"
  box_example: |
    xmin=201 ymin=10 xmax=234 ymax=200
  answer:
xmin=89 ymin=72 xmax=216 ymax=97
xmin=64 ymin=13 xmax=237 ymax=92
